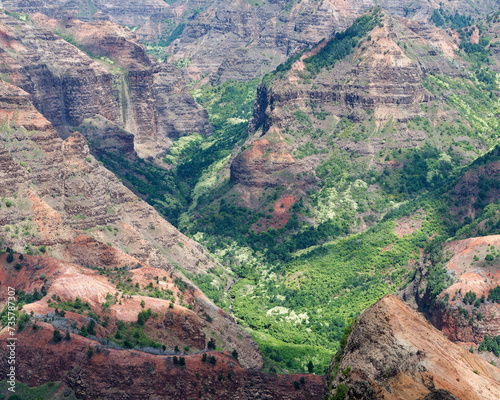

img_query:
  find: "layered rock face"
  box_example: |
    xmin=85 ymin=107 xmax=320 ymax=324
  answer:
xmin=229 ymin=14 xmax=461 ymax=198
xmin=5 ymin=0 xmax=497 ymax=83
xmin=0 ymin=12 xmax=210 ymax=159
xmin=0 ymin=79 xmax=263 ymax=369
xmin=2 ymin=0 xmax=169 ymax=26
xmin=325 ymin=295 xmax=500 ymax=400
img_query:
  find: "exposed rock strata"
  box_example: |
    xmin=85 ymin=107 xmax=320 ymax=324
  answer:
xmin=0 ymin=13 xmax=210 ymax=159
xmin=230 ymin=15 xmax=463 ymax=195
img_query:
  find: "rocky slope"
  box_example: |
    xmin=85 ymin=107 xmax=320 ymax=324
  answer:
xmin=0 ymin=11 xmax=210 ymax=159
xmin=0 ymin=77 xmax=264 ymax=369
xmin=0 ymin=254 xmax=323 ymax=399
xmin=224 ymin=10 xmax=475 ymax=225
xmin=145 ymin=0 xmax=500 ymax=83
xmin=325 ymin=294 xmax=500 ymax=400
xmin=0 ymin=78 xmax=206 ymax=274
xmin=2 ymin=0 xmax=169 ymax=26
xmin=0 ymin=324 xmax=324 ymax=399
xmin=0 ymin=252 xmax=263 ymax=369
xmin=430 ymin=235 xmax=500 ymax=346
xmin=5 ymin=1 xmax=499 ymax=83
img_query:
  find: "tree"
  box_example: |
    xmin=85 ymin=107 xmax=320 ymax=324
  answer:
xmin=74 ymin=297 xmax=83 ymax=309
xmin=209 ymin=356 xmax=216 ymax=365
xmin=140 ymin=300 xmax=145 ymax=308
xmin=294 ymin=381 xmax=300 ymax=390
xmin=53 ymin=330 xmax=62 ymax=343
xmin=232 ymin=349 xmax=239 ymax=360
xmin=173 ymin=356 xmax=179 ymax=365
xmin=202 ymin=353 xmax=207 ymax=362
xmin=207 ymin=338 xmax=216 ymax=350
xmin=307 ymin=360 xmax=314 ymax=373
xmin=6 ymin=253 xmax=13 ymax=263
xmin=65 ymin=330 xmax=71 ymax=340
xmin=87 ymin=320 xmax=96 ymax=336
xmin=79 ymin=325 xmax=87 ymax=337
xmin=179 ymin=357 xmax=186 ymax=366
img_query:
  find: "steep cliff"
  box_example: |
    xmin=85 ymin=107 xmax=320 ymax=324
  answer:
xmin=0 ymin=78 xmax=263 ymax=369
xmin=325 ymin=295 xmax=500 ymax=400
xmin=0 ymin=12 xmax=210 ymax=159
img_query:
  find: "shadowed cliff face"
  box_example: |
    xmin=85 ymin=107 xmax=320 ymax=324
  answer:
xmin=325 ymin=295 xmax=500 ymax=400
xmin=0 ymin=12 xmax=210 ymax=159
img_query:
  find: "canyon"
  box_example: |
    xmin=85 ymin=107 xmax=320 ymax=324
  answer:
xmin=1 ymin=1 xmax=500 ymax=399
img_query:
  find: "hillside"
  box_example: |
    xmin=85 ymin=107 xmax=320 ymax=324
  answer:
xmin=0 ymin=75 xmax=268 ymax=372
xmin=4 ymin=0 xmax=500 ymax=83
xmin=325 ymin=295 xmax=500 ymax=400
xmin=0 ymin=254 xmax=325 ymax=399
xmin=2 ymin=0 xmax=500 ymax=398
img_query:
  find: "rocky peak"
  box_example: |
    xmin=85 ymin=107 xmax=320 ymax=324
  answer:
xmin=325 ymin=294 xmax=500 ymax=400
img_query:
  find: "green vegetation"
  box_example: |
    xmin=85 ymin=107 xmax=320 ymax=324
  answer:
xmin=157 ymin=23 xmax=185 ymax=47
xmin=430 ymin=7 xmax=473 ymax=29
xmin=3 ymin=10 xmax=30 ymax=22
xmin=479 ymin=335 xmax=500 ymax=356
xmin=304 ymin=8 xmax=381 ymax=74
xmin=110 ymin=318 xmax=164 ymax=350
xmin=488 ymin=286 xmax=500 ymax=303
xmin=93 ymin=151 xmax=186 ymax=225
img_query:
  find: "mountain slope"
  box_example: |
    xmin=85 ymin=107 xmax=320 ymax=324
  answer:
xmin=0 ymin=77 xmax=265 ymax=369
xmin=4 ymin=0 xmax=500 ymax=84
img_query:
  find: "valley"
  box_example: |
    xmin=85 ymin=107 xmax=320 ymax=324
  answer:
xmin=1 ymin=1 xmax=500 ymax=399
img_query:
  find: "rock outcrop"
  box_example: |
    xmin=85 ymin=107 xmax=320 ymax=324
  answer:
xmin=325 ymin=294 xmax=500 ymax=400
xmin=424 ymin=235 xmax=500 ymax=349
